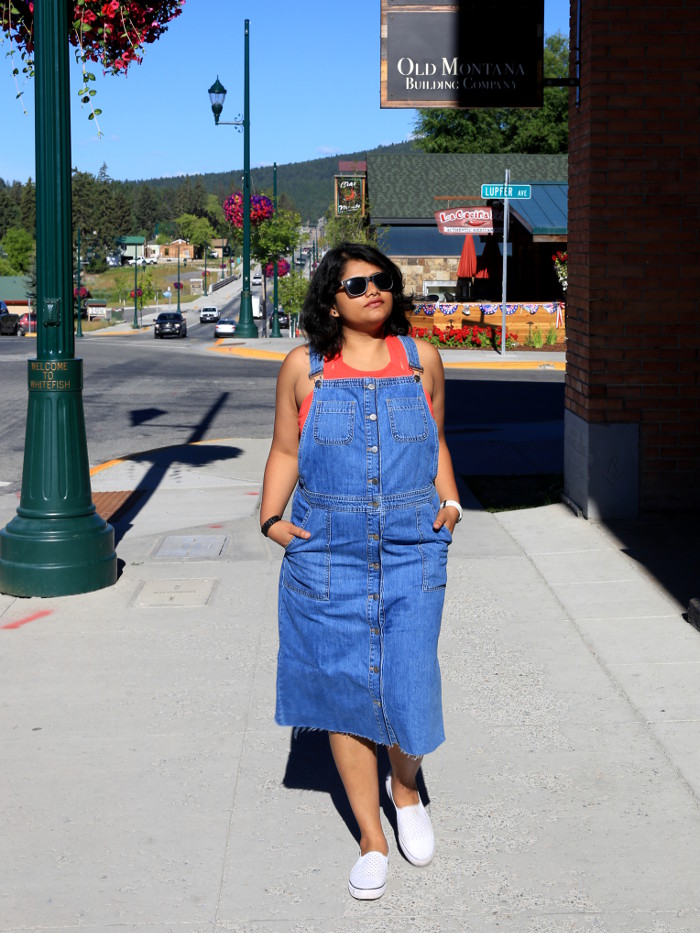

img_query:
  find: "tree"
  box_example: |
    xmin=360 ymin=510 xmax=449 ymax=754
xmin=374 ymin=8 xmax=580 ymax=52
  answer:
xmin=324 ymin=203 xmax=385 ymax=250
xmin=133 ymin=185 xmax=161 ymax=240
xmin=0 ymin=182 xmax=21 ymax=239
xmin=413 ymin=34 xmax=570 ymax=154
xmin=251 ymin=208 xmax=302 ymax=312
xmin=1 ymin=226 xmax=35 ymax=273
xmin=278 ymin=270 xmax=309 ymax=319
xmin=204 ymin=194 xmax=228 ymax=237
xmin=20 ymin=179 xmax=36 ymax=236
xmin=251 ymin=208 xmax=301 ymax=269
xmin=175 ymin=213 xmax=216 ymax=256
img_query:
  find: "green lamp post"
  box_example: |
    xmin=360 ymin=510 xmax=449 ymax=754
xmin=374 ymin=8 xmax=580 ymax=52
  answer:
xmin=0 ymin=0 xmax=116 ymax=596
xmin=132 ymin=246 xmax=139 ymax=329
xmin=75 ymin=227 xmax=83 ymax=338
xmin=270 ymin=162 xmax=282 ymax=338
xmin=208 ymin=19 xmax=257 ymax=339
xmin=203 ymin=241 xmax=208 ymax=296
xmin=176 ymin=248 xmax=182 ymax=314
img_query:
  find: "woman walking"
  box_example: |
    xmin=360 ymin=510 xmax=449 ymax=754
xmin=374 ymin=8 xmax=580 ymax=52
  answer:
xmin=259 ymin=243 xmax=462 ymax=899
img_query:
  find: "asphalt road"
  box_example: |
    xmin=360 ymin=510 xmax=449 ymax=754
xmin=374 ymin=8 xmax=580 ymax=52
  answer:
xmin=0 ymin=324 xmax=281 ymax=494
xmin=0 ymin=325 xmax=564 ymax=498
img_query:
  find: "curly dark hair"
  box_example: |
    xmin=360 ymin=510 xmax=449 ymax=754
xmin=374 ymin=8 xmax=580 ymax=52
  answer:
xmin=300 ymin=242 xmax=413 ymax=359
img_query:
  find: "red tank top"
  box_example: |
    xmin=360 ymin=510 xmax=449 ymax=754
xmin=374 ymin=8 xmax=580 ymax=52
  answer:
xmin=298 ymin=335 xmax=433 ymax=433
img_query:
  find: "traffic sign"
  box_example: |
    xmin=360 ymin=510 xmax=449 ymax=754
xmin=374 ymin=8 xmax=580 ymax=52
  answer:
xmin=481 ymin=183 xmax=531 ymax=200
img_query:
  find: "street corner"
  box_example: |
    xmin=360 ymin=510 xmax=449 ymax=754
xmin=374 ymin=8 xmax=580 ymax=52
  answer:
xmin=208 ymin=341 xmax=288 ymax=361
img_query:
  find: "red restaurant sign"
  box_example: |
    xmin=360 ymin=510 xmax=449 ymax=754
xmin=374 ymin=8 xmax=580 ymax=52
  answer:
xmin=435 ymin=206 xmax=493 ymax=235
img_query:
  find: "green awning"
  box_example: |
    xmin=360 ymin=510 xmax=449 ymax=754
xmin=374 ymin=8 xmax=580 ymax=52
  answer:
xmin=510 ymin=183 xmax=568 ymax=240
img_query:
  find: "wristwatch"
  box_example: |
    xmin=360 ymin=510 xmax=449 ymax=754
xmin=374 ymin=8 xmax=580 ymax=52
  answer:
xmin=261 ymin=515 xmax=282 ymax=537
xmin=440 ymin=500 xmax=463 ymax=523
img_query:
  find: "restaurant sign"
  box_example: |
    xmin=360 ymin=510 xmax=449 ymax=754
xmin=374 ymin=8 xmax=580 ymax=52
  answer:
xmin=335 ymin=176 xmax=365 ymax=216
xmin=435 ymin=206 xmax=494 ymax=235
xmin=381 ymin=0 xmax=544 ymax=109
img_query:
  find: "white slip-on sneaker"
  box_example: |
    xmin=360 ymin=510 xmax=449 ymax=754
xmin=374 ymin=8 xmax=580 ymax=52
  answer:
xmin=348 ymin=850 xmax=388 ymax=900
xmin=385 ymin=773 xmax=435 ymax=867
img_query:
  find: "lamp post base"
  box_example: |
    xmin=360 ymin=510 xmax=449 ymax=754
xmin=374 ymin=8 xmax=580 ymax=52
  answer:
xmin=235 ymin=289 xmax=259 ymax=338
xmin=0 ymin=360 xmax=117 ymax=597
xmin=0 ymin=511 xmax=117 ymax=597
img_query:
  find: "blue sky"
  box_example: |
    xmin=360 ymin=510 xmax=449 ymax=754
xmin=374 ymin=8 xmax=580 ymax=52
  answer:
xmin=0 ymin=0 xmax=570 ymax=184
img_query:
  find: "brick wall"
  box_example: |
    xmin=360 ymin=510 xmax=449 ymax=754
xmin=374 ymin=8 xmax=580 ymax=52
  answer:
xmin=566 ymin=0 xmax=700 ymax=512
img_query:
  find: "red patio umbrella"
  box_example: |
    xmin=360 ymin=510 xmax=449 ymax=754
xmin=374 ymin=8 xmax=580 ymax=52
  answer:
xmin=457 ymin=234 xmax=478 ymax=279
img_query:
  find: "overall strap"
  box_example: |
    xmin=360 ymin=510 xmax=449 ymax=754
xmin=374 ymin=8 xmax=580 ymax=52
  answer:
xmin=397 ymin=334 xmax=424 ymax=373
xmin=308 ymin=348 xmax=324 ymax=378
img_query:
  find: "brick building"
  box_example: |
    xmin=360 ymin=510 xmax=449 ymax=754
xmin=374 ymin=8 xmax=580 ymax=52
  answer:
xmin=564 ymin=0 xmax=700 ymax=518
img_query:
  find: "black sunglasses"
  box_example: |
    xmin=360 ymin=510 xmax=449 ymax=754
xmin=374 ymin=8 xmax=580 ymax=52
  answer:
xmin=337 ymin=271 xmax=393 ymax=298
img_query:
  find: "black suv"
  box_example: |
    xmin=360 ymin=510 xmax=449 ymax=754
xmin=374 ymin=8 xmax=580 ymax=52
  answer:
xmin=154 ymin=311 xmax=187 ymax=339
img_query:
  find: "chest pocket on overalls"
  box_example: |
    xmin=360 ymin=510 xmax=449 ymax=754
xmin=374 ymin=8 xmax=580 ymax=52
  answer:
xmin=386 ymin=397 xmax=429 ymax=442
xmin=313 ymin=400 xmax=356 ymax=445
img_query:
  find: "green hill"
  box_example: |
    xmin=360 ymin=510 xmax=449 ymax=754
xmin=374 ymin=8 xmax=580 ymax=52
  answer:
xmin=141 ymin=140 xmax=416 ymax=223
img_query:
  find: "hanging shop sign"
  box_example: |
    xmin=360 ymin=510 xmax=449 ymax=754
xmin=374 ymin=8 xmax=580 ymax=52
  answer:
xmin=335 ymin=176 xmax=366 ymax=216
xmin=435 ymin=206 xmax=494 ymax=235
xmin=380 ymin=0 xmax=544 ymax=109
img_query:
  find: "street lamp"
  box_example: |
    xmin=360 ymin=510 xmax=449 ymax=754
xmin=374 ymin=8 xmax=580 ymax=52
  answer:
xmin=208 ymin=19 xmax=257 ymax=339
xmin=177 ymin=247 xmax=181 ymax=314
xmin=0 ymin=0 xmax=116 ymax=596
xmin=132 ymin=243 xmax=139 ymax=329
xmin=75 ymin=227 xmax=83 ymax=338
xmin=270 ymin=161 xmax=282 ymax=338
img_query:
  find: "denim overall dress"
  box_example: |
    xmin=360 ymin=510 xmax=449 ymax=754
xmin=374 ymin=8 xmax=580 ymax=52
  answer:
xmin=275 ymin=335 xmax=450 ymax=757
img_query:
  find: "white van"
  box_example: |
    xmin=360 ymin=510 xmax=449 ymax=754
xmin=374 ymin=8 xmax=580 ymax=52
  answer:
xmin=252 ymin=296 xmax=262 ymax=319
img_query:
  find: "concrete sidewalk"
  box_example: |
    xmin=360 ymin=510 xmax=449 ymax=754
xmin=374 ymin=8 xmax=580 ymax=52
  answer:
xmin=3 ymin=408 xmax=700 ymax=926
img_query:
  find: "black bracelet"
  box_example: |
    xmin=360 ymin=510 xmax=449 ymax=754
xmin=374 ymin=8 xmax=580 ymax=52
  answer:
xmin=261 ymin=515 xmax=282 ymax=537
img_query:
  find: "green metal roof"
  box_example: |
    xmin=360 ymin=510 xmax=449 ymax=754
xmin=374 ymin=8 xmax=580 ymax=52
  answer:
xmin=0 ymin=276 xmax=30 ymax=300
xmin=367 ymin=152 xmax=568 ymax=223
xmin=510 ymin=183 xmax=568 ymax=238
xmin=116 ymin=235 xmax=145 ymax=245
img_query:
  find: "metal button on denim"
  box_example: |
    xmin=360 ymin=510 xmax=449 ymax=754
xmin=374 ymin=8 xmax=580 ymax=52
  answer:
xmin=369 ymin=445 xmax=378 ymax=453
xmin=369 ymin=413 xmax=377 ymax=421
xmin=367 ymin=383 xmax=375 ymax=390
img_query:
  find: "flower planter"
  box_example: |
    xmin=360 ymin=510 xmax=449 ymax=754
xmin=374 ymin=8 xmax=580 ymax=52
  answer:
xmin=409 ymin=302 xmax=566 ymax=343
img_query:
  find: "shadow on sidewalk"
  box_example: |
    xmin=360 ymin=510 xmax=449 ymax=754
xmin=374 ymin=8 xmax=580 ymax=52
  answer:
xmin=281 ymin=730 xmax=430 ymax=850
xmin=105 ymin=393 xmax=241 ymax=549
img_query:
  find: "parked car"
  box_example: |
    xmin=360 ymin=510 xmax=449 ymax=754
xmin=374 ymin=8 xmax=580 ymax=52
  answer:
xmin=154 ymin=311 xmax=187 ymax=338
xmin=0 ymin=305 xmax=22 ymax=336
xmin=214 ymin=318 xmax=236 ymax=338
xmin=199 ymin=306 xmax=220 ymax=323
xmin=128 ymin=256 xmax=157 ymax=266
xmin=252 ymin=272 xmax=262 ymax=285
xmin=271 ymin=310 xmax=290 ymax=329
xmin=18 ymin=311 xmax=37 ymax=335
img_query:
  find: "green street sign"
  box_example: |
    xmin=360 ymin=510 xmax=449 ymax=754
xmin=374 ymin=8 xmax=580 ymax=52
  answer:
xmin=481 ymin=183 xmax=532 ymax=200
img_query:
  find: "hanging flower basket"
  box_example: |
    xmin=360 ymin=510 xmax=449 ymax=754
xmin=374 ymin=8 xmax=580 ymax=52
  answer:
xmin=173 ymin=281 xmax=183 ymax=290
xmin=0 ymin=1 xmax=185 ymax=75
xmin=73 ymin=286 xmax=90 ymax=299
xmin=552 ymin=251 xmax=568 ymax=292
xmin=223 ymin=191 xmax=274 ymax=228
xmin=265 ymin=258 xmax=290 ymax=278
xmin=130 ymin=288 xmax=142 ymax=299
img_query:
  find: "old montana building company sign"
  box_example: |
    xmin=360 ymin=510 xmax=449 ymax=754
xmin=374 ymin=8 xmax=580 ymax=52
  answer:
xmin=381 ymin=1 xmax=544 ymax=109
